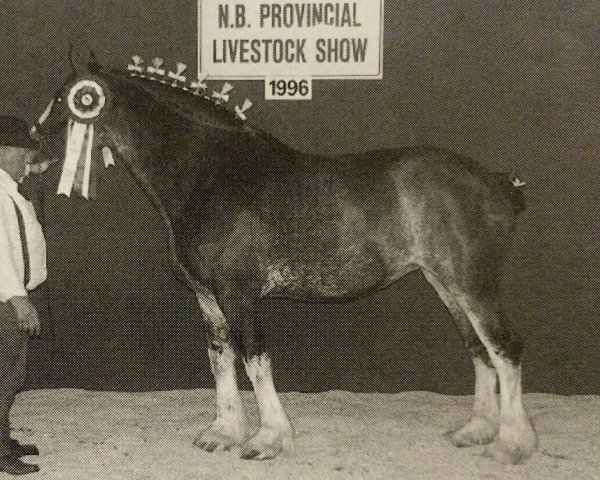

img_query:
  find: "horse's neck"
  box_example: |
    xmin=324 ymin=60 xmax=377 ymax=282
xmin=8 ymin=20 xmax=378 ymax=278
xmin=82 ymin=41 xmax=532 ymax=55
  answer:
xmin=107 ymin=98 xmax=293 ymax=222
xmin=137 ymin=151 xmax=207 ymax=222
xmin=105 ymin=114 xmax=208 ymax=223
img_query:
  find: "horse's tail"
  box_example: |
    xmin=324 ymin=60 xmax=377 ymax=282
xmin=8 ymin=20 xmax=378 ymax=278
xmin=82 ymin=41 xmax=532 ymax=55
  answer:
xmin=491 ymin=172 xmax=527 ymax=215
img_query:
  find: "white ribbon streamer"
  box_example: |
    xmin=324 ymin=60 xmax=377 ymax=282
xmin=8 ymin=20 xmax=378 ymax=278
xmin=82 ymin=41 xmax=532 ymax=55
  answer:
xmin=57 ymin=119 xmax=86 ymax=197
xmin=102 ymin=146 xmax=115 ymax=168
xmin=81 ymin=123 xmax=94 ymax=199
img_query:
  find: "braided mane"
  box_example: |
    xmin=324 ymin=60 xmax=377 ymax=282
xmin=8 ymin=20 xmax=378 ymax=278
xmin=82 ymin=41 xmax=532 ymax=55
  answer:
xmin=100 ymin=68 xmax=262 ymax=136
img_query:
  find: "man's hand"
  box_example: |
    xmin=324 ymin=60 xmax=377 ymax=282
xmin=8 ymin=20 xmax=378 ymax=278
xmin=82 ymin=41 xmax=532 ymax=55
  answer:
xmin=8 ymin=296 xmax=40 ymax=336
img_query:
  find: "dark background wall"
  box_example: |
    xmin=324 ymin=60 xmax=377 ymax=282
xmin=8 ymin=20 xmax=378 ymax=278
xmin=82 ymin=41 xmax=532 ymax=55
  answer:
xmin=0 ymin=1 xmax=598 ymax=394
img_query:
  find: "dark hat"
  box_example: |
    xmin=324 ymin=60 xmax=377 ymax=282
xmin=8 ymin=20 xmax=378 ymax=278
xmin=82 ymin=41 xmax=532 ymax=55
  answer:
xmin=0 ymin=115 xmax=39 ymax=150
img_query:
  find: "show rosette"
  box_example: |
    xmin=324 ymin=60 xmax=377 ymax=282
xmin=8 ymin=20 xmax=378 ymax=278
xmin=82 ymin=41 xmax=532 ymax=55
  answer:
xmin=57 ymin=75 xmax=113 ymax=199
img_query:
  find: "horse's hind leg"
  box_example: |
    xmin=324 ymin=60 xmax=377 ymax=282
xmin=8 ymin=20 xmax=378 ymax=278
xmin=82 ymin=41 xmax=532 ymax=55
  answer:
xmin=422 ymin=271 xmax=500 ymax=447
xmin=218 ymin=286 xmax=293 ymax=460
xmin=454 ymin=289 xmax=537 ymax=464
xmin=193 ymin=292 xmax=248 ymax=452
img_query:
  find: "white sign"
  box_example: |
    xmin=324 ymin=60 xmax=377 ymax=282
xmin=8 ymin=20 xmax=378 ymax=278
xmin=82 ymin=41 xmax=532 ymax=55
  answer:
xmin=199 ymin=1 xmax=384 ymax=79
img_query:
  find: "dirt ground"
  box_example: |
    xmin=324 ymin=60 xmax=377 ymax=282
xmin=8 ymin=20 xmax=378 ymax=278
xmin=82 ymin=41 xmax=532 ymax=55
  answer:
xmin=7 ymin=389 xmax=600 ymax=479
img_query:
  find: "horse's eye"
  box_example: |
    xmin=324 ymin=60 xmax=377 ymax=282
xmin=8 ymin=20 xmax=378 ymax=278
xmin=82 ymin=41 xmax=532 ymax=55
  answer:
xmin=56 ymin=97 xmax=62 ymax=103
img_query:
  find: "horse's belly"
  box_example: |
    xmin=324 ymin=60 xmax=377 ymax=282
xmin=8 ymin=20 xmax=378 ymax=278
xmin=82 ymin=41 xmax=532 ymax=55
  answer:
xmin=260 ymin=243 xmax=414 ymax=300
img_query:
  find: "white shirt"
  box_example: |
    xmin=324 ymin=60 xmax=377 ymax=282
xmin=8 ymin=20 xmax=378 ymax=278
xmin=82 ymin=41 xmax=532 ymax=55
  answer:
xmin=0 ymin=168 xmax=47 ymax=302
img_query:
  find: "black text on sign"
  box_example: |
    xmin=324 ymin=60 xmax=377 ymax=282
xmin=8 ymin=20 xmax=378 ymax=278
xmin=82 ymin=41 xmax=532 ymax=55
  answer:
xmin=264 ymin=77 xmax=313 ymax=100
xmin=199 ymin=1 xmax=384 ymax=79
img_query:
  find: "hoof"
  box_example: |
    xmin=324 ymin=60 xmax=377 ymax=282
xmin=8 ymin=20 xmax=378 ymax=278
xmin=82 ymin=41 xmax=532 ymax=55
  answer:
xmin=240 ymin=425 xmax=293 ymax=461
xmin=0 ymin=455 xmax=39 ymax=475
xmin=9 ymin=439 xmax=39 ymax=457
xmin=483 ymin=422 xmax=537 ymax=464
xmin=194 ymin=421 xmax=246 ymax=453
xmin=447 ymin=416 xmax=498 ymax=447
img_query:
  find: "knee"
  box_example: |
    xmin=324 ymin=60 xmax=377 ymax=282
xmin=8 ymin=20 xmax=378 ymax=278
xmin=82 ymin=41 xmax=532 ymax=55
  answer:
xmin=240 ymin=341 xmax=266 ymax=362
xmin=505 ymin=337 xmax=523 ymax=365
xmin=490 ymin=329 xmax=523 ymax=365
xmin=224 ymin=320 xmax=266 ymax=362
xmin=470 ymin=344 xmax=494 ymax=369
xmin=227 ymin=329 xmax=265 ymax=361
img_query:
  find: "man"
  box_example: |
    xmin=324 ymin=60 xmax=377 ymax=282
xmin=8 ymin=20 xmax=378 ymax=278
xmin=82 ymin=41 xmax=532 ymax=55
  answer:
xmin=0 ymin=115 xmax=48 ymax=475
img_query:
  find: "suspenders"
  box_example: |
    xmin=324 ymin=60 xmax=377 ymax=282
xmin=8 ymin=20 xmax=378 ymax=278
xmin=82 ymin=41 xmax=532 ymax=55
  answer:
xmin=11 ymin=199 xmax=30 ymax=288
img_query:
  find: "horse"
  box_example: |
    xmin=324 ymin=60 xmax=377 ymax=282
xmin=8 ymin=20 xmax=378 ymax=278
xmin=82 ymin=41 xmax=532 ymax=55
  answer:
xmin=31 ymin=48 xmax=537 ymax=464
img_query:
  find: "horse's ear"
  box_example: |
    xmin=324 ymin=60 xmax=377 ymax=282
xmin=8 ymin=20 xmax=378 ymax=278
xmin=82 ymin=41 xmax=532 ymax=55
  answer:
xmin=69 ymin=43 xmax=88 ymax=75
xmin=88 ymin=51 xmax=102 ymax=74
xmin=69 ymin=40 xmax=100 ymax=75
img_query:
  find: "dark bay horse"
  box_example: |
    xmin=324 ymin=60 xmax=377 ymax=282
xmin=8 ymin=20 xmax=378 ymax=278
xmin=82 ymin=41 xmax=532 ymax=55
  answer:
xmin=32 ymin=51 xmax=537 ymax=464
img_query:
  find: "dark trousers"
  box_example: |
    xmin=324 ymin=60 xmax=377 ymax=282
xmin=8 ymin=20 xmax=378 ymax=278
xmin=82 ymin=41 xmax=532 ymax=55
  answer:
xmin=0 ymin=302 xmax=28 ymax=457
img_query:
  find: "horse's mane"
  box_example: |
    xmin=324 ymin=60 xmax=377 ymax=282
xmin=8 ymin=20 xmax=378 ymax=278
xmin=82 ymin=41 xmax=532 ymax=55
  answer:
xmin=89 ymin=65 xmax=301 ymax=202
xmin=98 ymin=67 xmax=289 ymax=154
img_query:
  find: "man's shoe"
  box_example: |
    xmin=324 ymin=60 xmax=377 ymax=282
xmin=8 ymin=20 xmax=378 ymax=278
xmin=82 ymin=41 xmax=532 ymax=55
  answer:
xmin=9 ymin=440 xmax=39 ymax=457
xmin=0 ymin=454 xmax=39 ymax=475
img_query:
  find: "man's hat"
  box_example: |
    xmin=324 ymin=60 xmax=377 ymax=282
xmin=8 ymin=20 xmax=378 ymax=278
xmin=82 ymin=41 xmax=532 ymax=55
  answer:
xmin=0 ymin=115 xmax=39 ymax=150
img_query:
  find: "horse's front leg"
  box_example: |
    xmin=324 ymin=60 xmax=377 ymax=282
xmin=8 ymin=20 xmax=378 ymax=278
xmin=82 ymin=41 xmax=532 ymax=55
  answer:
xmin=242 ymin=352 xmax=294 ymax=459
xmin=218 ymin=285 xmax=293 ymax=460
xmin=194 ymin=292 xmax=248 ymax=452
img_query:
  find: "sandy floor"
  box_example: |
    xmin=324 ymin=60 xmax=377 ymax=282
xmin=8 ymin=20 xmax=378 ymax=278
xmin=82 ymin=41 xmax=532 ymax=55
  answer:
xmin=6 ymin=389 xmax=600 ymax=479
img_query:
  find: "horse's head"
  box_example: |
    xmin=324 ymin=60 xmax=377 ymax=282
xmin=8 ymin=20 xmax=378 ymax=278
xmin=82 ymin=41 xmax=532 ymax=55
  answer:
xmin=30 ymin=46 xmax=120 ymax=198
xmin=31 ymin=43 xmax=272 ymax=201
xmin=32 ymin=46 xmax=108 ymax=148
